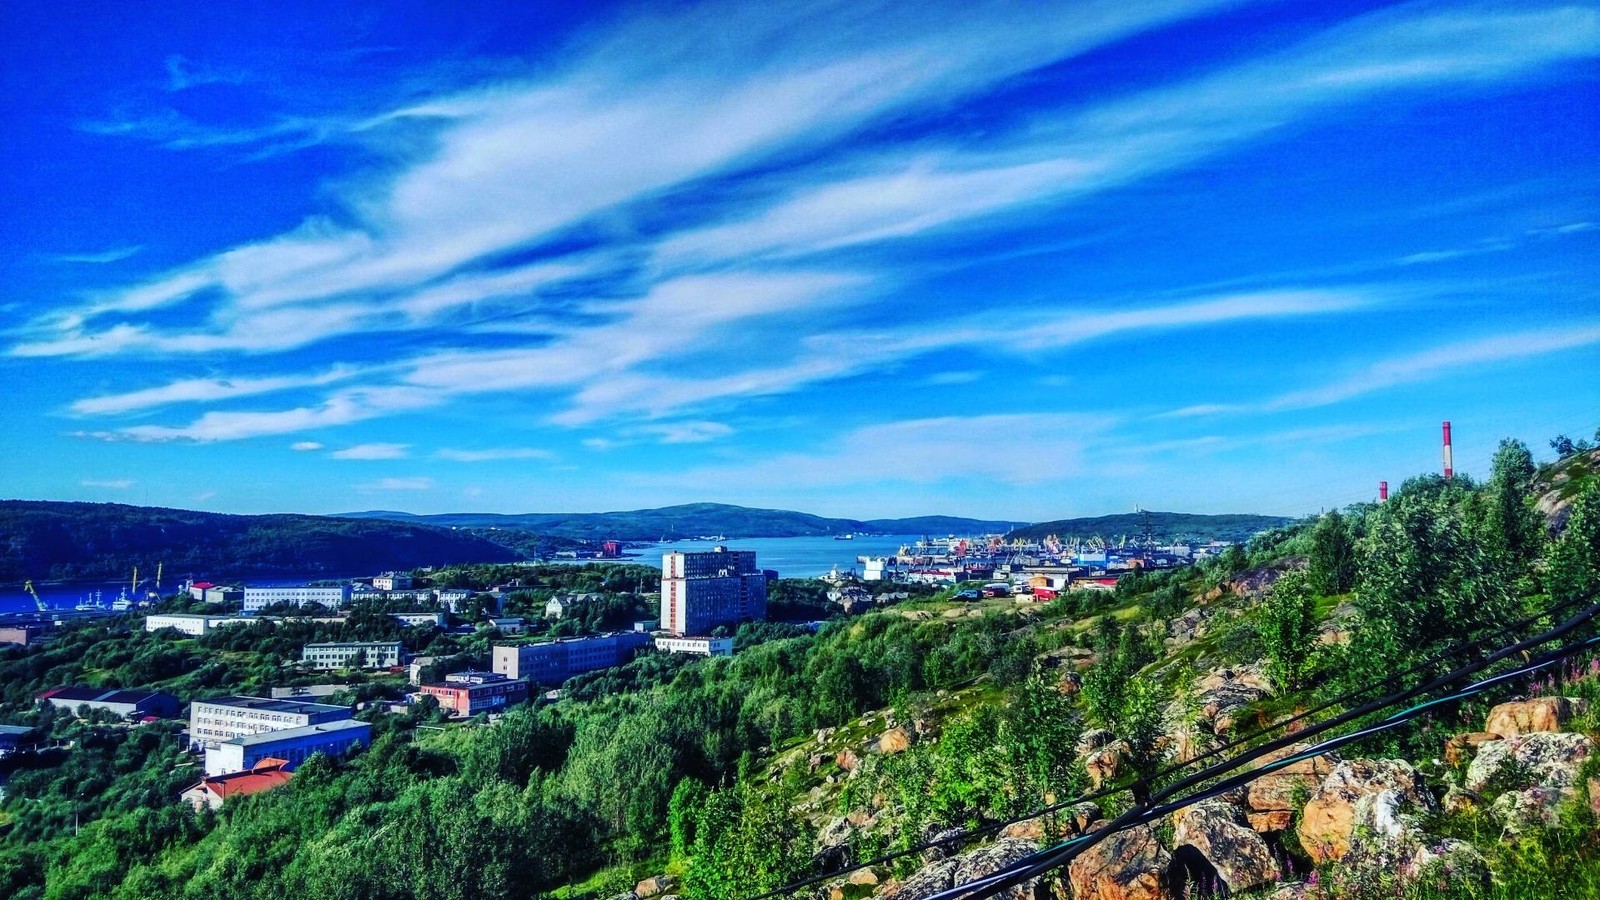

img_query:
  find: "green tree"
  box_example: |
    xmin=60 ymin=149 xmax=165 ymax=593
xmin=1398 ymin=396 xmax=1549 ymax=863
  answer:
xmin=1548 ymin=481 xmax=1600 ymax=607
xmin=1256 ymin=569 xmax=1319 ymax=691
xmin=1306 ymin=510 xmax=1356 ymax=596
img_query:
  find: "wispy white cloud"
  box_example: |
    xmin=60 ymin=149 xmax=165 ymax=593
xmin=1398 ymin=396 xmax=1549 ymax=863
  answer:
xmin=164 ymin=55 xmax=251 ymax=92
xmin=434 ymin=447 xmax=553 ymax=462
xmin=70 ymin=367 xmax=362 ymax=415
xmin=44 ymin=246 xmax=143 ymax=265
xmin=81 ymin=478 xmax=135 ymax=489
xmin=290 ymin=441 xmax=324 ymax=451
xmin=331 ymin=442 xmax=410 ymax=460
xmin=1167 ymin=324 xmax=1600 ymax=417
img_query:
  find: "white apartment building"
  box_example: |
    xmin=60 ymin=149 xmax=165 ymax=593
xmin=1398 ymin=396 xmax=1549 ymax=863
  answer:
xmin=660 ymin=547 xmax=768 ymax=636
xmin=242 ymin=585 xmax=352 ymax=612
xmin=300 ymin=641 xmax=402 ymax=670
xmin=654 ymin=635 xmax=735 ymax=657
xmin=188 ymin=695 xmax=353 ymax=749
xmin=391 ymin=611 xmax=446 ymax=628
xmin=372 ymin=572 xmax=413 ymax=591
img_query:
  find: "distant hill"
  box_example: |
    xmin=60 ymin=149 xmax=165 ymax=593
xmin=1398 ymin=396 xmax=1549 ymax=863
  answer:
xmin=336 ymin=503 xmax=1028 ymax=541
xmin=1006 ymin=511 xmax=1291 ymax=543
xmin=0 ymin=500 xmax=522 ymax=583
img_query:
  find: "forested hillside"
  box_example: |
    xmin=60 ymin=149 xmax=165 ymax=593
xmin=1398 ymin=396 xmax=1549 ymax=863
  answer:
xmin=3 ymin=433 xmax=1599 ymax=900
xmin=0 ymin=501 xmax=522 ymax=581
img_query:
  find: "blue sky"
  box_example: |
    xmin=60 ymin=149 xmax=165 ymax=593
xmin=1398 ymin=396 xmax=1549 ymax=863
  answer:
xmin=2 ymin=0 xmax=1597 ymax=521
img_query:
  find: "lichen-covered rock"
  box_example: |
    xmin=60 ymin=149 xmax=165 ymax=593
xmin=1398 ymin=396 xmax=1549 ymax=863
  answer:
xmin=1193 ymin=665 xmax=1275 ymax=735
xmin=880 ymin=839 xmax=1050 ymax=900
xmin=877 ymin=727 xmax=913 ymax=755
xmin=1484 ymin=697 xmax=1585 ymax=738
xmin=1464 ymin=732 xmax=1592 ymax=796
xmin=634 ymin=876 xmax=677 ymax=898
xmin=1171 ymin=800 xmax=1281 ymax=893
xmin=1490 ymin=787 xmax=1567 ymax=833
xmin=1444 ymin=732 xmax=1501 ymax=767
xmin=1298 ymin=759 xmax=1434 ymax=862
xmin=1442 ymin=786 xmax=1484 ymax=815
xmin=1067 ymin=824 xmax=1171 ymax=900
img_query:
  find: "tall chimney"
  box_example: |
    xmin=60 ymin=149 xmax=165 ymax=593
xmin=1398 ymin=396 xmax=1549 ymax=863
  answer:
xmin=1442 ymin=421 xmax=1453 ymax=481
xmin=1379 ymin=480 xmax=1388 ymax=502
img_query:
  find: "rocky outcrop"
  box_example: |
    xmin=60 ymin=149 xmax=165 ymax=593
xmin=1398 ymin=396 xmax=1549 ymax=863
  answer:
xmin=1171 ymin=800 xmax=1281 ymax=893
xmin=879 ymin=838 xmax=1050 ymax=900
xmin=1320 ymin=789 xmax=1487 ymax=895
xmin=1078 ymin=729 xmax=1130 ymax=791
xmin=1444 ymin=732 xmax=1500 ymax=767
xmin=877 ymin=727 xmax=913 ymax=755
xmin=1465 ymin=731 xmax=1593 ymax=832
xmin=1245 ymin=743 xmax=1340 ymax=833
xmin=1483 ymin=697 xmax=1585 ymax=738
xmin=1066 ymin=824 xmax=1171 ymax=900
xmin=1193 ymin=665 xmax=1274 ymax=736
xmin=1298 ymin=759 xmax=1434 ymax=862
xmin=634 ymin=876 xmax=677 ymax=898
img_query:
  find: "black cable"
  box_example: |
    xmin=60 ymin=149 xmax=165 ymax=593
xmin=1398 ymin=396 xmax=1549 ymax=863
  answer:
xmin=755 ymin=591 xmax=1594 ymax=898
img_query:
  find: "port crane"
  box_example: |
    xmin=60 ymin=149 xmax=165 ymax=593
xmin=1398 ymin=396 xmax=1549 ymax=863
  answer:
xmin=23 ymin=580 xmax=47 ymax=612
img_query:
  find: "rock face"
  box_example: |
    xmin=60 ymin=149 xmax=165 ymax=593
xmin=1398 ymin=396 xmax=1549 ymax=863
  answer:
xmin=1484 ymin=697 xmax=1584 ymax=738
xmin=1078 ymin=729 xmax=1130 ymax=790
xmin=1444 ymin=732 xmax=1500 ymax=767
xmin=1245 ymin=743 xmax=1340 ymax=833
xmin=1171 ymin=800 xmax=1281 ymax=893
xmin=1298 ymin=759 xmax=1434 ymax=862
xmin=1066 ymin=824 xmax=1171 ymax=900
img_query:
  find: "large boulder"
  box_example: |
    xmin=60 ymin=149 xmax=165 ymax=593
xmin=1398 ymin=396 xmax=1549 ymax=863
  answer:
xmin=879 ymin=838 xmax=1050 ymax=900
xmin=1484 ymin=697 xmax=1585 ymax=738
xmin=1298 ymin=759 xmax=1434 ymax=862
xmin=634 ymin=876 xmax=677 ymax=898
xmin=1078 ymin=729 xmax=1130 ymax=791
xmin=877 ymin=727 xmax=913 ymax=755
xmin=1245 ymin=743 xmax=1340 ymax=833
xmin=1171 ymin=800 xmax=1281 ymax=893
xmin=1466 ymin=732 xmax=1593 ymax=831
xmin=1066 ymin=824 xmax=1171 ymax=900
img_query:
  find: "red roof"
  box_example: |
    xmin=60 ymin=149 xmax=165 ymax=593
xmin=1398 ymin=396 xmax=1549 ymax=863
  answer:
xmin=185 ymin=759 xmax=293 ymax=802
xmin=192 ymin=582 xmax=216 ymax=589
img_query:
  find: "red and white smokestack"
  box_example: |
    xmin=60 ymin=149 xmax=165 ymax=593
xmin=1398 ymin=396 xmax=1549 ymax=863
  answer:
xmin=1442 ymin=421 xmax=1454 ymax=481
xmin=1379 ymin=481 xmax=1388 ymax=502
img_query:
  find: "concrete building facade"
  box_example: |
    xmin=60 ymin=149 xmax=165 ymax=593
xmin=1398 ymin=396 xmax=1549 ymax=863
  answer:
xmin=418 ymin=671 xmax=528 ymax=718
xmin=654 ymin=635 xmax=735 ymax=657
xmin=300 ymin=641 xmax=402 ymax=670
xmin=242 ymin=585 xmax=352 ymax=612
xmin=39 ymin=687 xmax=180 ymax=719
xmin=660 ymin=547 xmax=768 ymax=636
xmin=188 ymin=696 xmax=352 ymax=749
xmin=143 ymin=613 xmax=255 ymax=636
xmin=203 ymin=719 xmax=372 ymax=777
xmin=491 ymin=631 xmax=650 ymax=684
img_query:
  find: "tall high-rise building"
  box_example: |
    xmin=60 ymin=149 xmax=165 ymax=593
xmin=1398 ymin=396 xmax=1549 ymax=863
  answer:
xmin=660 ymin=547 xmax=768 ymax=636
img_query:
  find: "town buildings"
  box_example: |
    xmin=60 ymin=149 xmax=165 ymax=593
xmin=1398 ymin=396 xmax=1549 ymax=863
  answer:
xmin=300 ymin=641 xmax=402 ymax=670
xmin=391 ymin=611 xmax=446 ymax=628
xmin=491 ymin=631 xmax=651 ymax=683
xmin=372 ymin=572 xmax=413 ymax=591
xmin=242 ymin=585 xmax=352 ymax=613
xmin=143 ymin=613 xmax=255 ymax=636
xmin=181 ymin=758 xmax=294 ymax=810
xmin=203 ymin=719 xmax=372 ymax=777
xmin=660 ymin=547 xmax=768 ymax=636
xmin=0 ymin=724 xmax=39 ymax=756
xmin=188 ymin=696 xmax=352 ymax=749
xmin=0 ymin=623 xmax=52 ymax=647
xmin=653 ymin=635 xmax=734 ymax=657
xmin=417 ymin=671 xmax=528 ymax=718
xmin=38 ymin=687 xmax=180 ymax=719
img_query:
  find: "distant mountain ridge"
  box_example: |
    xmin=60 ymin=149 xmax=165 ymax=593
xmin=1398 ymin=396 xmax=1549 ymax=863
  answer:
xmin=1006 ymin=511 xmax=1291 ymax=543
xmin=335 ymin=503 xmax=1028 ymax=541
xmin=0 ymin=500 xmax=521 ymax=583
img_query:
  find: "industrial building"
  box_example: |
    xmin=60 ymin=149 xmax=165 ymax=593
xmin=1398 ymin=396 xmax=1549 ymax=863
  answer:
xmin=203 ymin=719 xmax=372 ymax=777
xmin=300 ymin=641 xmax=402 ymax=670
xmin=654 ymin=635 xmax=734 ymax=657
xmin=372 ymin=572 xmax=414 ymax=591
xmin=242 ymin=585 xmax=352 ymax=612
xmin=660 ymin=547 xmax=768 ymax=636
xmin=0 ymin=724 xmax=39 ymax=756
xmin=188 ymin=695 xmax=352 ymax=749
xmin=143 ymin=613 xmax=255 ymax=636
xmin=491 ymin=631 xmax=651 ymax=684
xmin=418 ymin=671 xmax=528 ymax=718
xmin=38 ymin=687 xmax=180 ymax=720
